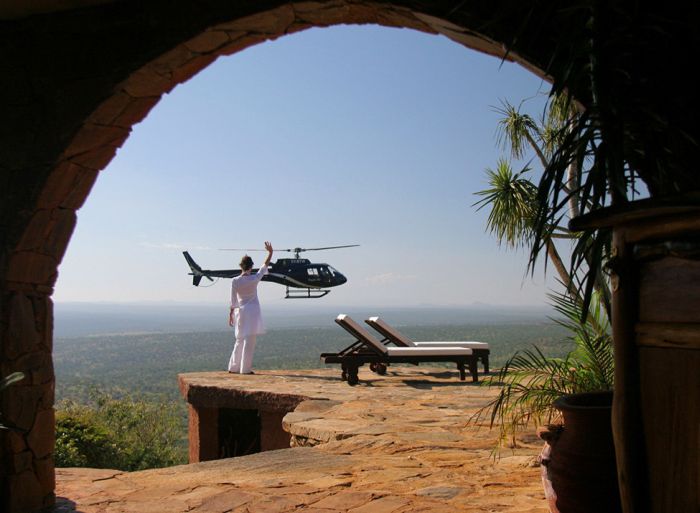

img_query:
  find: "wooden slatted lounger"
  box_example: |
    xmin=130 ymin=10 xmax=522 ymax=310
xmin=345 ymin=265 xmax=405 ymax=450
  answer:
xmin=365 ymin=316 xmax=491 ymax=373
xmin=321 ymin=314 xmax=476 ymax=385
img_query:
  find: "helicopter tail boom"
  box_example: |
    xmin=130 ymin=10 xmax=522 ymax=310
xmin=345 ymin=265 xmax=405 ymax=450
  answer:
xmin=183 ymin=251 xmax=212 ymax=286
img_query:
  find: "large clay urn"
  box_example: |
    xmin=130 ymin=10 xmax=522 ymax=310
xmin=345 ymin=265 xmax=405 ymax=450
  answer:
xmin=539 ymin=391 xmax=621 ymax=513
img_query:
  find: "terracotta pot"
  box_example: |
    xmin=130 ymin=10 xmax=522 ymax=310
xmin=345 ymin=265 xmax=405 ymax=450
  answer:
xmin=538 ymin=391 xmax=622 ymax=513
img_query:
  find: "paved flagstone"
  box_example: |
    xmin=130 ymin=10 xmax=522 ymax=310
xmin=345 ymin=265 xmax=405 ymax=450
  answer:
xmin=55 ymin=367 xmax=548 ymax=512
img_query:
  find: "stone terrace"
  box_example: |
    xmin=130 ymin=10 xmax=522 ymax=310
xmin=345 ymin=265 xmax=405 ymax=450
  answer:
xmin=55 ymin=367 xmax=548 ymax=513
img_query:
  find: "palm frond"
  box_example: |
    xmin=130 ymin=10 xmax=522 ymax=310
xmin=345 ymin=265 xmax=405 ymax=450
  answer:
xmin=469 ymin=290 xmax=613 ymax=453
xmin=0 ymin=372 xmax=25 ymax=432
xmin=493 ymin=100 xmax=541 ymax=160
xmin=0 ymin=372 xmax=24 ymax=391
xmin=473 ymin=159 xmax=538 ymax=248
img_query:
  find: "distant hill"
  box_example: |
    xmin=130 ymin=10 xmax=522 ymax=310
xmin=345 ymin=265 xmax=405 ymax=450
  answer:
xmin=54 ymin=302 xmax=555 ymax=337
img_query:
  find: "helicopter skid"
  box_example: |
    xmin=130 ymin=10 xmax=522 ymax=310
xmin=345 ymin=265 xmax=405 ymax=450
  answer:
xmin=285 ymin=287 xmax=331 ymax=299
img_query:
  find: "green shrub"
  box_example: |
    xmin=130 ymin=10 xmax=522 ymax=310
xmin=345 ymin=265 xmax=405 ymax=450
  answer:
xmin=55 ymin=390 xmax=186 ymax=470
xmin=55 ymin=414 xmax=120 ymax=468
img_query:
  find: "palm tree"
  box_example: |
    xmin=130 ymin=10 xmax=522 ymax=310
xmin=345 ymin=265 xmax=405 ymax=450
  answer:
xmin=475 ymin=94 xmax=611 ymax=317
xmin=472 ymin=93 xmax=617 ymax=448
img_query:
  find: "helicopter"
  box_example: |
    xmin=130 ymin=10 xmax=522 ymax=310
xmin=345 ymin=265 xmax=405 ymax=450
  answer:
xmin=183 ymin=245 xmax=358 ymax=298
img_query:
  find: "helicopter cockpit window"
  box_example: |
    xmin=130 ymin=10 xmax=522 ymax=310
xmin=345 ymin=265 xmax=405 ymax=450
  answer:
xmin=327 ymin=266 xmax=338 ymax=276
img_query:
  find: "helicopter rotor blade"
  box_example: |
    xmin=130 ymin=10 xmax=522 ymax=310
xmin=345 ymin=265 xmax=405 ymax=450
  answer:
xmin=297 ymin=244 xmax=360 ymax=252
xmin=219 ymin=245 xmax=359 ymax=253
xmin=219 ymin=248 xmax=312 ymax=253
xmin=218 ymin=248 xmax=268 ymax=252
xmin=220 ymin=247 xmax=296 ymax=253
xmin=254 ymin=246 xmax=360 ymax=253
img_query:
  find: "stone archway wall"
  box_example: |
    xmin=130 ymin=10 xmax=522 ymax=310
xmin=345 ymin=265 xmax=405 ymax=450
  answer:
xmin=0 ymin=2 xmax=564 ymax=512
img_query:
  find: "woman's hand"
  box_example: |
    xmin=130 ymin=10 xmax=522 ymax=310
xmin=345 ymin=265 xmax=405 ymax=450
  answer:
xmin=264 ymin=241 xmax=273 ymax=266
xmin=228 ymin=308 xmax=236 ymax=327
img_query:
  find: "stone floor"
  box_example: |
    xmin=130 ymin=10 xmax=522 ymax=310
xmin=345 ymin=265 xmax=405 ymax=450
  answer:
xmin=55 ymin=367 xmax=548 ymax=513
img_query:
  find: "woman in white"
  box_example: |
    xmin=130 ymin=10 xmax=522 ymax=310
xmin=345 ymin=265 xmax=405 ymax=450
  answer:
xmin=228 ymin=241 xmax=273 ymax=374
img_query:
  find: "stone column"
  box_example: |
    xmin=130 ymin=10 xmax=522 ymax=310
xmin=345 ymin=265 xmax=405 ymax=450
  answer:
xmin=0 ymin=286 xmax=56 ymax=512
xmin=0 ymin=188 xmax=77 ymax=512
xmin=187 ymin=405 xmax=218 ymax=463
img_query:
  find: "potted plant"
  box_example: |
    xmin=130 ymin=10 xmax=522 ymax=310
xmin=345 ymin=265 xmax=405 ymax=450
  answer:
xmin=471 ymin=291 xmax=618 ymax=513
xmin=472 ymin=89 xmax=621 ymax=511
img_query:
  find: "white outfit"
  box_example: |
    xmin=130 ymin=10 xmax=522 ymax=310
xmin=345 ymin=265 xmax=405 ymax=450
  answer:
xmin=228 ymin=264 xmax=268 ymax=373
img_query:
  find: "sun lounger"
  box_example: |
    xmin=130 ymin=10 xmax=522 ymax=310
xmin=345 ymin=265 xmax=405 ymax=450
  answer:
xmin=321 ymin=314 xmax=477 ymax=385
xmin=365 ymin=316 xmax=490 ymax=373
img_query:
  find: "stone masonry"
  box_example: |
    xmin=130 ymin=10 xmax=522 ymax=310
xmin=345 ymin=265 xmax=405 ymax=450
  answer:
xmin=56 ymin=367 xmax=549 ymax=513
xmin=0 ymin=290 xmax=56 ymax=512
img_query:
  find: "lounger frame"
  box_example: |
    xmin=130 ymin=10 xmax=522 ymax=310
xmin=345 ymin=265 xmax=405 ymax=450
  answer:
xmin=365 ymin=316 xmax=490 ymax=373
xmin=321 ymin=315 xmax=478 ymax=385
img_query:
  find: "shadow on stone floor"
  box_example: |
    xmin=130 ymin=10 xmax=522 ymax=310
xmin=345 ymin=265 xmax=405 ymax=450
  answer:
xmin=51 ymin=497 xmax=83 ymax=512
xmin=399 ymin=370 xmax=485 ymax=387
xmin=402 ymin=379 xmax=482 ymax=389
xmin=265 ymin=372 xmax=345 ymax=382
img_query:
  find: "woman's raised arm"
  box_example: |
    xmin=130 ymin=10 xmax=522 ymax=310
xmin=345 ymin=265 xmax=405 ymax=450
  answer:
xmin=263 ymin=241 xmax=273 ymax=266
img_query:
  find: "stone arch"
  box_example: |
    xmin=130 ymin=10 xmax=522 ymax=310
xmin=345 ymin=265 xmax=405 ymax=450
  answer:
xmin=8 ymin=3 xmax=555 ymax=288
xmin=0 ymin=2 xmax=567 ymax=512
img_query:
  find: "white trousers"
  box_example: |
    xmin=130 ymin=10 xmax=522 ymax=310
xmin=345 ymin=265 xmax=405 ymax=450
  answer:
xmin=228 ymin=334 xmax=257 ymax=374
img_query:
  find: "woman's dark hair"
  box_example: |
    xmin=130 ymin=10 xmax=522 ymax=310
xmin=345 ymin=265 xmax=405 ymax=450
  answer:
xmin=240 ymin=255 xmax=254 ymax=271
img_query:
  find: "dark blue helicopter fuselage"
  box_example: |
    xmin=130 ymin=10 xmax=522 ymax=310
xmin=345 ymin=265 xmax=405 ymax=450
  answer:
xmin=265 ymin=258 xmax=347 ymax=289
xmin=183 ymin=252 xmax=347 ymax=290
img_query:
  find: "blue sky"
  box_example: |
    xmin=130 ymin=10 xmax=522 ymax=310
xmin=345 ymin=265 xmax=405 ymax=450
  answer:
xmin=54 ymin=25 xmax=560 ymax=308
